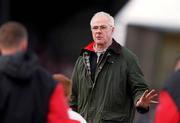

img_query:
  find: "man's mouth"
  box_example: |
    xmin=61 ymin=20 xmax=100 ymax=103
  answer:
xmin=96 ymin=36 xmax=102 ymax=40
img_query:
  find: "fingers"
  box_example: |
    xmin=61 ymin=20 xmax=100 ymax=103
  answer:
xmin=145 ymin=89 xmax=158 ymax=103
xmin=145 ymin=89 xmax=156 ymax=98
xmin=150 ymin=100 xmax=159 ymax=104
xmin=142 ymin=90 xmax=149 ymax=98
xmin=149 ymin=93 xmax=158 ymax=101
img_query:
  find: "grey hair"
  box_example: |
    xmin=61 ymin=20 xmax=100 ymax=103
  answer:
xmin=90 ymin=11 xmax=114 ymax=27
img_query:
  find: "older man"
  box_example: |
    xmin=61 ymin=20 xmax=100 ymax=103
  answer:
xmin=70 ymin=11 xmax=157 ymax=123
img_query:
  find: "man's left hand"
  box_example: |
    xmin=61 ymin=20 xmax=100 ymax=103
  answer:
xmin=136 ymin=89 xmax=158 ymax=109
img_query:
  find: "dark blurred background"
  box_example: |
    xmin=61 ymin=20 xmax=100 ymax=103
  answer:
xmin=0 ymin=0 xmax=128 ymax=76
xmin=1 ymin=0 xmax=180 ymax=123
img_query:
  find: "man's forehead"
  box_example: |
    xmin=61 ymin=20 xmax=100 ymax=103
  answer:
xmin=92 ymin=17 xmax=109 ymax=26
xmin=92 ymin=23 xmax=109 ymax=26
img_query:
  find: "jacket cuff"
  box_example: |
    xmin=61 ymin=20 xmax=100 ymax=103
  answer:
xmin=136 ymin=106 xmax=149 ymax=114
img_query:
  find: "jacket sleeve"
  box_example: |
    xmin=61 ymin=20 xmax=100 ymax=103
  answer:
xmin=127 ymin=53 xmax=149 ymax=113
xmin=70 ymin=58 xmax=81 ymax=112
xmin=154 ymin=91 xmax=179 ymax=123
xmin=48 ymin=83 xmax=70 ymax=123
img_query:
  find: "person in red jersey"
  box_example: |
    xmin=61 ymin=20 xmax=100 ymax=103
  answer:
xmin=154 ymin=56 xmax=180 ymax=123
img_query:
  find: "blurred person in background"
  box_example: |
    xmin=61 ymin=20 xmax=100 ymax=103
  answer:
xmin=70 ymin=11 xmax=158 ymax=123
xmin=53 ymin=73 xmax=87 ymax=123
xmin=154 ymin=56 xmax=180 ymax=123
xmin=0 ymin=21 xmax=74 ymax=123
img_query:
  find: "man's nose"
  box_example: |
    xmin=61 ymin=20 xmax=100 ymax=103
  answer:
xmin=95 ymin=27 xmax=103 ymax=32
xmin=95 ymin=30 xmax=102 ymax=34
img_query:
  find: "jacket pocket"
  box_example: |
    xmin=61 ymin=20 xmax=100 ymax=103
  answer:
xmin=101 ymin=111 xmax=128 ymax=123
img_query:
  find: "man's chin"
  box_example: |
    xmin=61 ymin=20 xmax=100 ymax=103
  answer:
xmin=95 ymin=42 xmax=104 ymax=46
xmin=95 ymin=40 xmax=104 ymax=44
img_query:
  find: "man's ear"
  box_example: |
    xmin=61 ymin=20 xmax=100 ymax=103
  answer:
xmin=175 ymin=61 xmax=180 ymax=71
xmin=112 ymin=26 xmax=115 ymax=33
xmin=20 ymin=39 xmax=28 ymax=51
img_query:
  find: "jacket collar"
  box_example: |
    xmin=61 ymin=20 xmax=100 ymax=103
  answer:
xmin=108 ymin=39 xmax=122 ymax=55
xmin=84 ymin=41 xmax=95 ymax=52
xmin=81 ymin=39 xmax=122 ymax=55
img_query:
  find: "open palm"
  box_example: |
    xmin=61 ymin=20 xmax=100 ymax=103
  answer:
xmin=136 ymin=89 xmax=158 ymax=108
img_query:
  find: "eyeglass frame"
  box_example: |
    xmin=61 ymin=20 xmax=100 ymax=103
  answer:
xmin=91 ymin=24 xmax=113 ymax=32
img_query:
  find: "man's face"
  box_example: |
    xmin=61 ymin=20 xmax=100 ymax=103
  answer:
xmin=91 ymin=16 xmax=114 ymax=46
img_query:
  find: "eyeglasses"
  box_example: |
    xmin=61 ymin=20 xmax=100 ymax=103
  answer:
xmin=91 ymin=25 xmax=112 ymax=31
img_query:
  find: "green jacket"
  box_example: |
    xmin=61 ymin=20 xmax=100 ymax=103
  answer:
xmin=70 ymin=40 xmax=149 ymax=123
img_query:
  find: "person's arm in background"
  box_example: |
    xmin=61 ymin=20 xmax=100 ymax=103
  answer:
xmin=48 ymin=83 xmax=70 ymax=123
xmin=154 ymin=91 xmax=179 ymax=123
